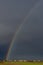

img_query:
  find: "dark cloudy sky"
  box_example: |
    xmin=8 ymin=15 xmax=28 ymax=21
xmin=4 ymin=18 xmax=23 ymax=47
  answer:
xmin=0 ymin=0 xmax=43 ymax=60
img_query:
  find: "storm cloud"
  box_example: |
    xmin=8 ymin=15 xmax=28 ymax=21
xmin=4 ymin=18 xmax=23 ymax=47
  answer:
xmin=0 ymin=0 xmax=43 ymax=60
xmin=0 ymin=0 xmax=38 ymax=44
xmin=6 ymin=0 xmax=43 ymax=60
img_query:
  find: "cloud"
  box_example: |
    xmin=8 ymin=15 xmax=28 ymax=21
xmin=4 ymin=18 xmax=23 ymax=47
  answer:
xmin=0 ymin=0 xmax=39 ymax=45
xmin=0 ymin=0 xmax=43 ymax=59
xmin=7 ymin=0 xmax=43 ymax=60
xmin=8 ymin=35 xmax=43 ymax=60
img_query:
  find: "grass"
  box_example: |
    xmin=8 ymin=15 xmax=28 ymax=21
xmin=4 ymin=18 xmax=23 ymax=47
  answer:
xmin=0 ymin=62 xmax=43 ymax=65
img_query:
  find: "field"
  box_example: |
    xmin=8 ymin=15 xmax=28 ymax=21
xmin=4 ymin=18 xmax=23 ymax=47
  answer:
xmin=0 ymin=62 xmax=43 ymax=65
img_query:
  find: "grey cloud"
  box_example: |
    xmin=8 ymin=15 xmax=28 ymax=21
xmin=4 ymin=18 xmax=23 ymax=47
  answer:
xmin=0 ymin=0 xmax=43 ymax=60
xmin=13 ymin=0 xmax=43 ymax=41
xmin=0 ymin=0 xmax=39 ymax=45
xmin=8 ymin=35 xmax=43 ymax=60
xmin=0 ymin=0 xmax=38 ymax=19
xmin=0 ymin=23 xmax=13 ymax=35
xmin=0 ymin=23 xmax=13 ymax=45
xmin=7 ymin=0 xmax=43 ymax=60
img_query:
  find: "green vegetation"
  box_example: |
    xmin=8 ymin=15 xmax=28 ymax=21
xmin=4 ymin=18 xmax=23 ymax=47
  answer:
xmin=0 ymin=62 xmax=43 ymax=65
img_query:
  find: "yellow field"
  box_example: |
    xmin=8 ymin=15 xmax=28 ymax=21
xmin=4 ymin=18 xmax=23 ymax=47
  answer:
xmin=0 ymin=62 xmax=43 ymax=65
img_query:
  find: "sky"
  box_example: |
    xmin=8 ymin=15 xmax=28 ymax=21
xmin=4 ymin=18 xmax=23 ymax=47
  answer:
xmin=0 ymin=0 xmax=43 ymax=60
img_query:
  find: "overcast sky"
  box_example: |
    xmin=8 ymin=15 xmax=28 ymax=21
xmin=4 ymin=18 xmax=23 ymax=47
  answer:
xmin=0 ymin=0 xmax=43 ymax=60
xmin=0 ymin=0 xmax=40 ymax=45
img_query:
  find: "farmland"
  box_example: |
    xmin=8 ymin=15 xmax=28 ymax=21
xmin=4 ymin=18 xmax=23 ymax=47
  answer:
xmin=0 ymin=62 xmax=43 ymax=65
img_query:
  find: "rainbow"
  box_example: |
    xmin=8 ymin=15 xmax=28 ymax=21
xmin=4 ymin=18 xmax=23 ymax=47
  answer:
xmin=6 ymin=0 xmax=40 ymax=60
